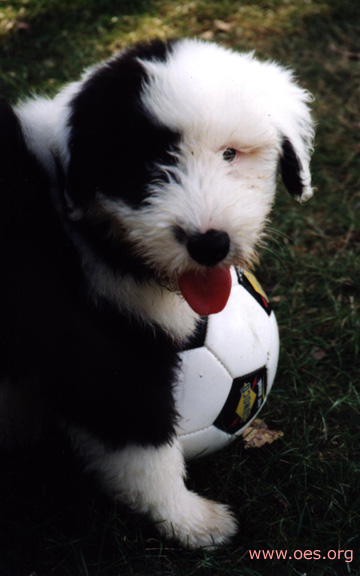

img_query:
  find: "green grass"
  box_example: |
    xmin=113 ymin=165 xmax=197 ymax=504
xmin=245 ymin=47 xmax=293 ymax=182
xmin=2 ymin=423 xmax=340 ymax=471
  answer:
xmin=1 ymin=0 xmax=360 ymax=575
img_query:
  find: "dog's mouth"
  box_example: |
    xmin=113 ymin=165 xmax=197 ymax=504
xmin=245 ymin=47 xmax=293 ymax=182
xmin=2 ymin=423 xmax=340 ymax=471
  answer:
xmin=178 ymin=267 xmax=232 ymax=316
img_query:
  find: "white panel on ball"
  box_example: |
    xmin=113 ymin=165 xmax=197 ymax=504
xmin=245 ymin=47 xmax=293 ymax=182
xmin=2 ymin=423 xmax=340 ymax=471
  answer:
xmin=178 ymin=425 xmax=231 ymax=461
xmin=176 ymin=346 xmax=233 ymax=434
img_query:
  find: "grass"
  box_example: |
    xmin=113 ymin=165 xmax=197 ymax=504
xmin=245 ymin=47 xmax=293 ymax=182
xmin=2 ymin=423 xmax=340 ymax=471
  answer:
xmin=1 ymin=0 xmax=360 ymax=575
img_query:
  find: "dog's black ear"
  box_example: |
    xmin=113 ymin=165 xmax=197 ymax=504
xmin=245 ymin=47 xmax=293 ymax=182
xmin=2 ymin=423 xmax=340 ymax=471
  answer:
xmin=280 ymin=137 xmax=305 ymax=200
xmin=280 ymin=137 xmax=313 ymax=204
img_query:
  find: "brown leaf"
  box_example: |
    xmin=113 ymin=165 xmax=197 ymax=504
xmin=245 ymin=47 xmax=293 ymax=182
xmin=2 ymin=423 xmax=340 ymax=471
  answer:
xmin=242 ymin=419 xmax=284 ymax=449
xmin=214 ymin=19 xmax=235 ymax=33
xmin=313 ymin=348 xmax=327 ymax=360
xmin=200 ymin=30 xmax=214 ymax=40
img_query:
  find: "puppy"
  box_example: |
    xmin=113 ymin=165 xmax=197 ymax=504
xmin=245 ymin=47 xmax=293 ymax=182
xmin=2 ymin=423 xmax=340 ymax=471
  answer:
xmin=0 ymin=38 xmax=314 ymax=548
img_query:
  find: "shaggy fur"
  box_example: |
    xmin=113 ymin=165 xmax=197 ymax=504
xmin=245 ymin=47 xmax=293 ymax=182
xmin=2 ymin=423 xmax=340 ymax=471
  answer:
xmin=0 ymin=38 xmax=314 ymax=547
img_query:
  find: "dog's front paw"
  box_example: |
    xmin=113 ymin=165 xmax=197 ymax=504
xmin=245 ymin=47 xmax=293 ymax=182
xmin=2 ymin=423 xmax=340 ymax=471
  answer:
xmin=157 ymin=492 xmax=238 ymax=549
xmin=81 ymin=438 xmax=238 ymax=549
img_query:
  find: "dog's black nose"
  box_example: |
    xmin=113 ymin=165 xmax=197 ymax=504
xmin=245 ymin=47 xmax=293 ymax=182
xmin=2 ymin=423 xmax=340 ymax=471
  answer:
xmin=186 ymin=229 xmax=230 ymax=266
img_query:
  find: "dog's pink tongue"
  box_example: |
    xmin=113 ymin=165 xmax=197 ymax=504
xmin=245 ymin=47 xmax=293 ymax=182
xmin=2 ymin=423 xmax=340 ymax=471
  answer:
xmin=179 ymin=267 xmax=232 ymax=316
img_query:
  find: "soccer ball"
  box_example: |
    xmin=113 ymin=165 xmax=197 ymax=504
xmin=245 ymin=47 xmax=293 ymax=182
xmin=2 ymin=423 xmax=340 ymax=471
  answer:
xmin=176 ymin=267 xmax=279 ymax=460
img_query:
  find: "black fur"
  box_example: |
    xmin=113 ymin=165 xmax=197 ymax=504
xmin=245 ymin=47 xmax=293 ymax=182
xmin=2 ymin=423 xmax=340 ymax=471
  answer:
xmin=0 ymin=90 xmax=180 ymax=451
xmin=280 ymin=136 xmax=304 ymax=199
xmin=65 ymin=42 xmax=180 ymax=278
xmin=67 ymin=40 xmax=180 ymax=209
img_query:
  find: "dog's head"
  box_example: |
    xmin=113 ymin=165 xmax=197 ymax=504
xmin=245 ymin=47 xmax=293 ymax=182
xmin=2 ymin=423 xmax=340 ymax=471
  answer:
xmin=57 ymin=39 xmax=314 ymax=323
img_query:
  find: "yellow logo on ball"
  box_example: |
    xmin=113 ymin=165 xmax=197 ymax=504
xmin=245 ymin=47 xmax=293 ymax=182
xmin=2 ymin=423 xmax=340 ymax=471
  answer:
xmin=235 ymin=381 xmax=258 ymax=422
xmin=241 ymin=268 xmax=269 ymax=304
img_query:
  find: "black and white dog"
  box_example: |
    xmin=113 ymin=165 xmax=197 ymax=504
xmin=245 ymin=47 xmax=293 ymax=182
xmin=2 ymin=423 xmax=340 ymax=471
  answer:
xmin=0 ymin=39 xmax=314 ymax=548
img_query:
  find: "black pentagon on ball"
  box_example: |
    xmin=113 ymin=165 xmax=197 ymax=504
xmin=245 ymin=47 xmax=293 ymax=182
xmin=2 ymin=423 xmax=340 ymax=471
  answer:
xmin=214 ymin=366 xmax=267 ymax=434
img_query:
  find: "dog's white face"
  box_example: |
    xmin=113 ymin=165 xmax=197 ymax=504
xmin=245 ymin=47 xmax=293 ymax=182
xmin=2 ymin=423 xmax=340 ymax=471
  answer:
xmin=116 ymin=44 xmax=282 ymax=276
xmin=18 ymin=39 xmax=314 ymax=340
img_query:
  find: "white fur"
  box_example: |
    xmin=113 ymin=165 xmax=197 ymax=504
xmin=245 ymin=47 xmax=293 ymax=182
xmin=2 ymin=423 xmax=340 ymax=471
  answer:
xmin=70 ymin=428 xmax=237 ymax=548
xmin=86 ymin=257 xmax=199 ymax=342
xmin=15 ymin=80 xmax=84 ymax=177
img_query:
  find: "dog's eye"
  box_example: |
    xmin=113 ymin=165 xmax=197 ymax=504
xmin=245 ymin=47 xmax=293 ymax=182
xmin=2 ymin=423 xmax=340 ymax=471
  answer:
xmin=222 ymin=148 xmax=237 ymax=162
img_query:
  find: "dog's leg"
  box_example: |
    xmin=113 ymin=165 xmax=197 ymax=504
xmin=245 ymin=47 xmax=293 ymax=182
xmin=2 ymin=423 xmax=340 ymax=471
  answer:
xmin=72 ymin=430 xmax=237 ymax=548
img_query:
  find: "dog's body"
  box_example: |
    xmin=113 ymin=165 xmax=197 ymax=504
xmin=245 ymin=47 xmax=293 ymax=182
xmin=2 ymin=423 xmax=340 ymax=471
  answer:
xmin=0 ymin=39 xmax=314 ymax=547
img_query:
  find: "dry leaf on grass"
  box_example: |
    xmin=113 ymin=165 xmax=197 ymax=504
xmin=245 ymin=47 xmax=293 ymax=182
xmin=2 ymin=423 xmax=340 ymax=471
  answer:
xmin=241 ymin=419 xmax=284 ymax=449
xmin=214 ymin=19 xmax=236 ymax=33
